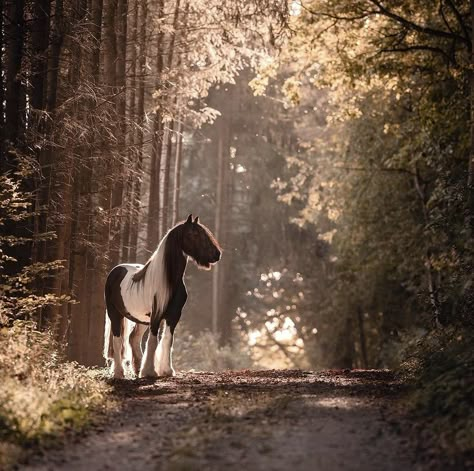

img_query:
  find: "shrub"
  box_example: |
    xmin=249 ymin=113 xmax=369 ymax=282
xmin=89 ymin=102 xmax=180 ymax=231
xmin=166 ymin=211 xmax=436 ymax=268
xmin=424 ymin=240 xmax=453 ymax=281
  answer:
xmin=173 ymin=329 xmax=254 ymax=372
xmin=0 ymin=321 xmax=110 ymax=469
xmin=399 ymin=327 xmax=474 ymax=458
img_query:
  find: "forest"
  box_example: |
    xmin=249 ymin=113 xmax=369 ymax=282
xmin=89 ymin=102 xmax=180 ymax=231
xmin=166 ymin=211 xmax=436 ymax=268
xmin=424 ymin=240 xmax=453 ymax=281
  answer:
xmin=0 ymin=0 xmax=473 ymax=469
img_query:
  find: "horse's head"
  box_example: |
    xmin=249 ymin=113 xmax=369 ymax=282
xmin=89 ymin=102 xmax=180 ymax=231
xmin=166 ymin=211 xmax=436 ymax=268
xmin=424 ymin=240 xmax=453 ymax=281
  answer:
xmin=181 ymin=214 xmax=221 ymax=269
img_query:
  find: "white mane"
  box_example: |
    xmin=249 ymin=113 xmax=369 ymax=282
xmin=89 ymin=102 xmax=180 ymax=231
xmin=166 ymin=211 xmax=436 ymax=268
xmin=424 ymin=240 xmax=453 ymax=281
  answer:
xmin=139 ymin=232 xmax=171 ymax=315
xmin=120 ymin=232 xmax=172 ymax=319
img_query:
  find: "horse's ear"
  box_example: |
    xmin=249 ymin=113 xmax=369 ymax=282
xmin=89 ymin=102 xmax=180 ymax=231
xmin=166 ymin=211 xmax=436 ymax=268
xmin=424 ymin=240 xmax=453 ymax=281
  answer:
xmin=194 ymin=216 xmax=199 ymax=224
xmin=186 ymin=214 xmax=193 ymax=224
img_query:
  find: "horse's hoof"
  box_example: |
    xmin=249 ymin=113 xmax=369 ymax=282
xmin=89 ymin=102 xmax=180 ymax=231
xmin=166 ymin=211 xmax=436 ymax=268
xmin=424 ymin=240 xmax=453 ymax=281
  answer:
xmin=114 ymin=370 xmax=125 ymax=379
xmin=157 ymin=368 xmax=175 ymax=377
xmin=139 ymin=369 xmax=158 ymax=379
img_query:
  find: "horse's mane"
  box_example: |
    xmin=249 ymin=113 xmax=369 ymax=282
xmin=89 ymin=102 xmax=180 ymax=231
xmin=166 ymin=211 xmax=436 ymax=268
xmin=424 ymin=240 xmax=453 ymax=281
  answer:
xmin=131 ymin=223 xmax=186 ymax=288
xmin=131 ymin=259 xmax=151 ymax=282
xmin=164 ymin=224 xmax=187 ymax=287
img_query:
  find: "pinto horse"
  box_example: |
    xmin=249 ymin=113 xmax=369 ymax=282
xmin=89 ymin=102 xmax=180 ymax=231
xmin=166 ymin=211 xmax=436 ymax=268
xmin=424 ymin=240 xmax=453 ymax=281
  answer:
xmin=103 ymin=214 xmax=221 ymax=378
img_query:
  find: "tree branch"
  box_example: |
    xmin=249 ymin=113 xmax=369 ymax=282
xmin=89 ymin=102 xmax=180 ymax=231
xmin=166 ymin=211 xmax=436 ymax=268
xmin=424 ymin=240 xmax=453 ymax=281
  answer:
xmin=367 ymin=0 xmax=469 ymax=47
xmin=444 ymin=0 xmax=472 ymax=49
xmin=380 ymin=44 xmax=454 ymax=64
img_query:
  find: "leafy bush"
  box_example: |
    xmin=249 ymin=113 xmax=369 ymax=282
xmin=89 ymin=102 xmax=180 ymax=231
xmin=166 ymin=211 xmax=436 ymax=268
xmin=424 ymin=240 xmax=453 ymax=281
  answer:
xmin=0 ymin=165 xmax=68 ymax=326
xmin=0 ymin=321 xmax=110 ymax=469
xmin=173 ymin=329 xmax=254 ymax=372
xmin=399 ymin=327 xmax=474 ymax=458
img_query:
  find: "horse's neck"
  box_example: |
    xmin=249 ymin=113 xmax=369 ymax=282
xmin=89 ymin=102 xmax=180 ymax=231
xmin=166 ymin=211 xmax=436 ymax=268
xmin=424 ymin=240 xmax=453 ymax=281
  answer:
xmin=143 ymin=235 xmax=170 ymax=311
xmin=145 ymin=231 xmax=187 ymax=309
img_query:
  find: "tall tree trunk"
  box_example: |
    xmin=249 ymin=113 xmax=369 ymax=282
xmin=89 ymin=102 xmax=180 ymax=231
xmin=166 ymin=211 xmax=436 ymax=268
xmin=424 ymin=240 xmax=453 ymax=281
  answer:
xmin=30 ymin=0 xmax=50 ymax=113
xmin=146 ymin=0 xmax=164 ymax=252
xmin=468 ymin=0 xmax=474 ymax=234
xmin=121 ymin=0 xmax=139 ymax=261
xmin=160 ymin=124 xmax=173 ymax=235
xmin=83 ymin=0 xmax=108 ymax=364
xmin=0 ymin=0 xmax=4 ymax=148
xmin=212 ymin=127 xmax=225 ymax=335
xmin=104 ymin=0 xmax=123 ymax=267
xmin=46 ymin=0 xmax=64 ymax=112
xmin=414 ymin=167 xmax=442 ymax=327
xmin=30 ymin=0 xmax=50 ymax=266
xmin=111 ymin=0 xmax=128 ymax=263
xmin=159 ymin=0 xmax=180 ymax=236
xmin=130 ymin=0 xmax=148 ymax=261
xmin=39 ymin=0 xmax=65 ymax=329
xmin=60 ymin=0 xmax=92 ymax=362
xmin=172 ymin=119 xmax=183 ymax=225
xmin=4 ymin=0 xmax=25 ymax=163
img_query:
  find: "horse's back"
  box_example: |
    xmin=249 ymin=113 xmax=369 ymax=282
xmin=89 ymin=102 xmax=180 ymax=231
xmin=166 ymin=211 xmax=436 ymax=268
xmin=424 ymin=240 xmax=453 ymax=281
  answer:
xmin=105 ymin=264 xmax=143 ymax=296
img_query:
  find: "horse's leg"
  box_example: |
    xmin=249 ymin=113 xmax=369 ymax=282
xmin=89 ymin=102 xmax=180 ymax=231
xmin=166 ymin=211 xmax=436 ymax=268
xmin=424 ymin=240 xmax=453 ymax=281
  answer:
xmin=156 ymin=321 xmax=175 ymax=376
xmin=129 ymin=323 xmax=147 ymax=376
xmin=139 ymin=296 xmax=160 ymax=378
xmin=107 ymin=306 xmax=125 ymax=379
xmin=157 ymin=281 xmax=188 ymax=377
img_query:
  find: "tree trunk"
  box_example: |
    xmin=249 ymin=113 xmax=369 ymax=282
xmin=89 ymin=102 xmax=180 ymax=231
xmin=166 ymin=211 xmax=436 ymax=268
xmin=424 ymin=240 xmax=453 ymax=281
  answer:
xmin=171 ymin=119 xmax=183 ymax=225
xmin=121 ymin=0 xmax=138 ymax=262
xmin=159 ymin=0 xmax=180 ymax=236
xmin=146 ymin=0 xmax=164 ymax=252
xmin=414 ymin=167 xmax=442 ymax=327
xmin=46 ymin=0 xmax=64 ymax=112
xmin=468 ymin=0 xmax=474 ymax=233
xmin=0 ymin=0 xmax=4 ymax=147
xmin=103 ymin=0 xmax=123 ymax=267
xmin=160 ymin=124 xmax=173 ymax=235
xmin=80 ymin=0 xmax=105 ymax=363
xmin=4 ymin=0 xmax=25 ymax=161
xmin=357 ymin=307 xmax=368 ymax=368
xmin=130 ymin=0 xmax=148 ymax=261
xmin=30 ymin=0 xmax=50 ymax=266
xmin=212 ymin=128 xmax=225 ymax=335
xmin=30 ymin=0 xmax=50 ymax=113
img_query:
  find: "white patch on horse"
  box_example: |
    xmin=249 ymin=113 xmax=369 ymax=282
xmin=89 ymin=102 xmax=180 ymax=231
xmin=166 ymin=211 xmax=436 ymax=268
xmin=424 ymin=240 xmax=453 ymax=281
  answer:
xmin=140 ymin=334 xmax=158 ymax=378
xmin=113 ymin=336 xmax=124 ymax=378
xmin=156 ymin=322 xmax=175 ymax=376
xmin=119 ymin=233 xmax=171 ymax=321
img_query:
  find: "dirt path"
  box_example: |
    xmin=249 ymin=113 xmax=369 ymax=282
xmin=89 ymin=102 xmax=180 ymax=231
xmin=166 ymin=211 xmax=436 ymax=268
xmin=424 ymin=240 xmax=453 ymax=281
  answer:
xmin=25 ymin=370 xmax=426 ymax=471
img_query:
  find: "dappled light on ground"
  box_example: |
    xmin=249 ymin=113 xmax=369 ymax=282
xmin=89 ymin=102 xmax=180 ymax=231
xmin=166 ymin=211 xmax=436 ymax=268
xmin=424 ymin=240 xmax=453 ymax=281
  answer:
xmin=24 ymin=369 xmax=419 ymax=471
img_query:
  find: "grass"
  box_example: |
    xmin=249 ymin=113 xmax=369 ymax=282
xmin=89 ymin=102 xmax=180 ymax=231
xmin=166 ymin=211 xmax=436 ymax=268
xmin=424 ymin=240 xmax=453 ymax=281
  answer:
xmin=399 ymin=326 xmax=474 ymax=463
xmin=0 ymin=321 xmax=111 ymax=469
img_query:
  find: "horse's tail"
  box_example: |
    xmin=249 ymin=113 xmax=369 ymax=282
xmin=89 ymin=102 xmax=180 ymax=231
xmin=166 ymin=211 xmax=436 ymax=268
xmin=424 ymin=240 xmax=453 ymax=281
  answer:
xmin=103 ymin=311 xmax=114 ymax=363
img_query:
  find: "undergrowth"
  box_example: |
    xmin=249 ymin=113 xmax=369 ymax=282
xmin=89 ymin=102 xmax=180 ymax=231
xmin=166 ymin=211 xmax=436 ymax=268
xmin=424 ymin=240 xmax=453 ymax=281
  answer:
xmin=0 ymin=321 xmax=111 ymax=469
xmin=173 ymin=329 xmax=254 ymax=371
xmin=399 ymin=326 xmax=474 ymax=462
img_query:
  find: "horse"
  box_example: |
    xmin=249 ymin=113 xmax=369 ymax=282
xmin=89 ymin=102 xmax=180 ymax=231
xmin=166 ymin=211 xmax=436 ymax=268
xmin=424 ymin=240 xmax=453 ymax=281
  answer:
xmin=103 ymin=214 xmax=221 ymax=379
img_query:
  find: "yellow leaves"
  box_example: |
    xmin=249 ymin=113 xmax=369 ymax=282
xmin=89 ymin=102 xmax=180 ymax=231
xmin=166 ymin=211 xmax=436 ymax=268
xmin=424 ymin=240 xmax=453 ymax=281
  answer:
xmin=318 ymin=229 xmax=337 ymax=244
xmin=249 ymin=57 xmax=279 ymax=96
xmin=282 ymin=77 xmax=302 ymax=106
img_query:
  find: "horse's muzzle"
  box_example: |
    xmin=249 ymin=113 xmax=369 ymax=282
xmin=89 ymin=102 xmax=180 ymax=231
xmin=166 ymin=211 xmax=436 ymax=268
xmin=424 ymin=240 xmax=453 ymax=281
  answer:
xmin=213 ymin=250 xmax=221 ymax=263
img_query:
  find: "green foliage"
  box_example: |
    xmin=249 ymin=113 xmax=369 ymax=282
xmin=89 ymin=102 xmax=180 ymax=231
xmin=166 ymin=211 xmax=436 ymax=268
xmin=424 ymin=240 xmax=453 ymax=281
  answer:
xmin=173 ymin=329 xmax=254 ymax=371
xmin=245 ymin=0 xmax=474 ymax=368
xmin=400 ymin=328 xmax=474 ymax=456
xmin=0 ymin=321 xmax=111 ymax=468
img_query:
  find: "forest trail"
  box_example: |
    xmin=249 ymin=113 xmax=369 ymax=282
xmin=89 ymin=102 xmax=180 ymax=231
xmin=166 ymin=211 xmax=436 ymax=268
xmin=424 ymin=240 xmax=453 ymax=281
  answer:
xmin=26 ymin=370 xmax=424 ymax=471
